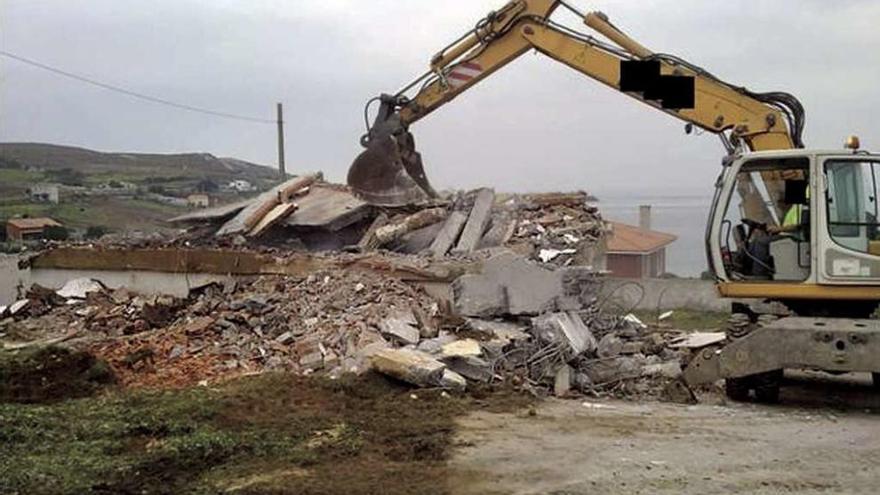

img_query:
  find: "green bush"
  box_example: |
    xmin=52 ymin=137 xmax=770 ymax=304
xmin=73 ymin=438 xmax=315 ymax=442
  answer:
xmin=85 ymin=225 xmax=109 ymax=239
xmin=43 ymin=225 xmax=69 ymax=241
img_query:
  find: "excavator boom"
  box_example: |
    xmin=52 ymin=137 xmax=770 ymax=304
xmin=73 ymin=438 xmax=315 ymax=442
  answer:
xmin=348 ymin=0 xmax=804 ymax=205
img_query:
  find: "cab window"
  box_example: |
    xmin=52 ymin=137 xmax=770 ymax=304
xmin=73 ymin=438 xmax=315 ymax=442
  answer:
xmin=825 ymin=160 xmax=880 ymax=254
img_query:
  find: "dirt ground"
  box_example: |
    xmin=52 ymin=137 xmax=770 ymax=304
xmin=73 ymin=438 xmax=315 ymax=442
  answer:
xmin=450 ymin=372 xmax=880 ymax=495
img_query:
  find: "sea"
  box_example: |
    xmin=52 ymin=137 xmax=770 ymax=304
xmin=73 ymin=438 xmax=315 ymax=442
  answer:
xmin=597 ymin=193 xmax=713 ymax=278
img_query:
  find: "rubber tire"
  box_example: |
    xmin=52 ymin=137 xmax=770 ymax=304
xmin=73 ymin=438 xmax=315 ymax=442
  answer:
xmin=725 ymin=377 xmax=750 ymax=402
xmin=753 ymin=370 xmax=782 ymax=404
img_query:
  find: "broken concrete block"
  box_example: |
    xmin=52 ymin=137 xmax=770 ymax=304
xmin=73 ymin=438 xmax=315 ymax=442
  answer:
xmin=641 ymin=361 xmax=682 ymax=379
xmin=370 ymin=348 xmax=446 ymax=388
xmin=620 ymin=341 xmax=645 ymax=355
xmin=583 ymin=356 xmax=642 ymax=385
xmin=453 ymin=188 xmax=495 ymax=254
xmin=299 ymin=351 xmax=324 ymax=371
xmin=56 ymin=278 xmax=104 ymax=299
xmin=323 ymin=351 xmax=340 ymax=370
xmin=8 ymin=300 xmax=28 ymax=316
xmin=275 ymin=331 xmax=296 ymax=345
xmin=438 ymin=369 xmax=467 ymax=392
xmin=369 ymin=208 xmax=446 ymax=249
xmin=452 ymin=251 xmax=595 ymax=317
xmin=466 ymin=318 xmax=530 ymax=343
xmin=379 ymin=310 xmax=420 ymax=346
xmin=429 ymin=211 xmax=468 ymax=257
xmin=440 ymin=339 xmax=482 ymax=358
xmin=531 ymin=311 xmax=597 ymax=356
xmin=416 ymin=334 xmax=459 ymax=355
xmin=554 ymin=365 xmax=573 ymax=397
xmin=597 ymin=334 xmax=623 ymax=358
xmin=445 ymin=356 xmax=493 ymax=383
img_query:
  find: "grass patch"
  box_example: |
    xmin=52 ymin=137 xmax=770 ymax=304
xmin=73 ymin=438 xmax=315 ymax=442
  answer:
xmin=633 ymin=308 xmax=727 ymax=331
xmin=0 ymin=370 xmax=530 ymax=494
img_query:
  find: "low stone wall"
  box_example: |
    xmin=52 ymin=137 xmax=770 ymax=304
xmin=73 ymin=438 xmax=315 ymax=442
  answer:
xmin=599 ymin=277 xmax=730 ymax=313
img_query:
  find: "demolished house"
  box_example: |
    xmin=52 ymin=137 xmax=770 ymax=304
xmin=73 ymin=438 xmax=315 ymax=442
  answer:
xmin=1 ymin=175 xmax=703 ymax=401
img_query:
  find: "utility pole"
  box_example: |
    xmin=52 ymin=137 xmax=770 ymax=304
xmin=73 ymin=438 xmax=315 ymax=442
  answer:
xmin=276 ymin=102 xmax=286 ymax=179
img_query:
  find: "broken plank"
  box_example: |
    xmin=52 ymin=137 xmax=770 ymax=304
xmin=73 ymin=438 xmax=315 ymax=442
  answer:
xmin=247 ymin=202 xmax=298 ymax=237
xmin=167 ymin=198 xmax=252 ymax=224
xmin=215 ymin=177 xmax=306 ymax=237
xmin=277 ymin=173 xmax=320 ymax=203
xmin=357 ymin=213 xmax=389 ymax=249
xmin=429 ymin=211 xmax=467 ymax=257
xmin=453 ymin=188 xmax=494 ymax=254
xmin=367 ymin=208 xmax=446 ymax=249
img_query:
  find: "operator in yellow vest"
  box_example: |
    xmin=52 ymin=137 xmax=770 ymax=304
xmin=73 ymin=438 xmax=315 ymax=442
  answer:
xmin=767 ymin=184 xmax=809 ymax=235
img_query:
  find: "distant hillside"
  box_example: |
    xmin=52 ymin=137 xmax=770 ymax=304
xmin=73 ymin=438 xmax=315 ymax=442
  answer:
xmin=0 ymin=143 xmax=280 ymax=238
xmin=0 ymin=142 xmax=278 ymax=189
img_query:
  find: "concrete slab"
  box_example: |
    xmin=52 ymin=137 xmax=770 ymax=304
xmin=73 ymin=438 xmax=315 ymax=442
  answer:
xmin=285 ymin=184 xmax=370 ymax=231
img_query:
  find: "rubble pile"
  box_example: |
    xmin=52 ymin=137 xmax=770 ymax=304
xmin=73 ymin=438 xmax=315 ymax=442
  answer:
xmin=2 ymin=178 xmax=701 ymax=400
xmin=166 ymin=176 xmax=608 ymax=267
xmin=2 ymin=249 xmax=693 ymax=400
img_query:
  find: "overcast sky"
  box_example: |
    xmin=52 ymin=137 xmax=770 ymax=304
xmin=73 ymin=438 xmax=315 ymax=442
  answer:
xmin=2 ymin=0 xmax=878 ymax=196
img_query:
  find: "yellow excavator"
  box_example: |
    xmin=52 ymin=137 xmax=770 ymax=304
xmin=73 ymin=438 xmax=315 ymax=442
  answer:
xmin=347 ymin=0 xmax=880 ymax=401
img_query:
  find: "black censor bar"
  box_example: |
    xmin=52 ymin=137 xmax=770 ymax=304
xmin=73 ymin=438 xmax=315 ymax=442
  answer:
xmin=619 ymin=60 xmax=695 ymax=110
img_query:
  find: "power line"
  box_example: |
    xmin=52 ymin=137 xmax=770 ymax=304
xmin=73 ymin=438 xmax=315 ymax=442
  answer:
xmin=0 ymin=50 xmax=276 ymax=124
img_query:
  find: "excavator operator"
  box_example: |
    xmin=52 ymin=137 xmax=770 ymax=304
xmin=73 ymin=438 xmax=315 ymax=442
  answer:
xmin=747 ymin=174 xmax=810 ymax=277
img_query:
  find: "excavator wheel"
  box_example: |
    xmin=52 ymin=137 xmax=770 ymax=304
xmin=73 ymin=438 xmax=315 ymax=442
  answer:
xmin=753 ymin=370 xmax=783 ymax=404
xmin=724 ymin=376 xmax=751 ymax=402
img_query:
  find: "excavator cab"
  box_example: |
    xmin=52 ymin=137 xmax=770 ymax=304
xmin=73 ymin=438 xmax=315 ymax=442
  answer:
xmin=707 ymin=145 xmax=880 ymax=316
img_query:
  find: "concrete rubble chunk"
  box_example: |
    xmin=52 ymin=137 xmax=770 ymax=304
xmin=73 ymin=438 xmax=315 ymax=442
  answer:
xmin=284 ymin=182 xmax=370 ymax=231
xmin=417 ymin=334 xmax=459 ymax=355
xmin=300 ymin=351 xmax=324 ymax=371
xmin=429 ymin=211 xmax=468 ymax=257
xmin=9 ymin=300 xmax=29 ymax=316
xmin=641 ymin=361 xmax=682 ymax=379
xmin=531 ymin=311 xmax=597 ymax=356
xmin=367 ymin=208 xmax=446 ymax=249
xmin=379 ymin=309 xmax=421 ymax=346
xmin=444 ymin=356 xmax=493 ymax=383
xmin=275 ymin=331 xmax=296 ymax=345
xmin=452 ymin=251 xmax=594 ymax=317
xmin=453 ymin=188 xmax=495 ymax=254
xmin=597 ymin=334 xmax=624 ymax=358
xmin=56 ymin=278 xmax=104 ymax=299
xmin=440 ymin=338 xmax=482 ymax=358
xmin=554 ymin=365 xmax=573 ymax=397
xmin=466 ymin=318 xmax=530 ymax=343
xmin=439 ymin=369 xmax=467 ymax=392
xmin=371 ymin=348 xmax=447 ymax=388
xmin=584 ymin=356 xmax=643 ymax=385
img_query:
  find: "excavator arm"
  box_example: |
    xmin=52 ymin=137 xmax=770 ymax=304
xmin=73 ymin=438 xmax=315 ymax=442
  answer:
xmin=348 ymin=0 xmax=805 ymax=206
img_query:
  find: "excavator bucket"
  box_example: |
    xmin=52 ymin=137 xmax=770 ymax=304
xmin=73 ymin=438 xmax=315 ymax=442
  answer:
xmin=347 ymin=131 xmax=437 ymax=206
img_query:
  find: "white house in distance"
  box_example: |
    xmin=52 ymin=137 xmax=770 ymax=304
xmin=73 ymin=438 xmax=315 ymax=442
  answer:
xmin=227 ymin=179 xmax=255 ymax=192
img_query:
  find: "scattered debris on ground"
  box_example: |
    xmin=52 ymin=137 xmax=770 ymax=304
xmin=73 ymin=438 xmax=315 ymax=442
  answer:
xmin=3 ymin=253 xmax=701 ymax=402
